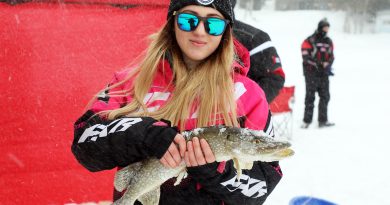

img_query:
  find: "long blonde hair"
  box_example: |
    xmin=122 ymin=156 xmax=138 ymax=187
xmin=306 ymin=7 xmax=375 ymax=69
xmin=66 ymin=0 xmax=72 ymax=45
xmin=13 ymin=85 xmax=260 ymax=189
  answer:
xmin=104 ymin=17 xmax=238 ymax=130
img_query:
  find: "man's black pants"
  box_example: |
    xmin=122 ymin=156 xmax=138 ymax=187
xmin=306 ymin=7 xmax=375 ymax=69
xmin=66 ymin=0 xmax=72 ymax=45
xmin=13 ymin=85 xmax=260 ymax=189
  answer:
xmin=303 ymin=75 xmax=330 ymax=123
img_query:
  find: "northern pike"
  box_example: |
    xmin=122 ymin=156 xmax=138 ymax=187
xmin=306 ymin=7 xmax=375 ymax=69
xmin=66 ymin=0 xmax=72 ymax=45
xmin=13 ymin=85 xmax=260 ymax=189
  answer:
xmin=113 ymin=126 xmax=294 ymax=205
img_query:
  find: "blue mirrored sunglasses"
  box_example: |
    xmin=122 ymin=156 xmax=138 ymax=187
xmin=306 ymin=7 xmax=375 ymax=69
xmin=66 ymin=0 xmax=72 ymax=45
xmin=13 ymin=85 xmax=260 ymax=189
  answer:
xmin=173 ymin=11 xmax=230 ymax=36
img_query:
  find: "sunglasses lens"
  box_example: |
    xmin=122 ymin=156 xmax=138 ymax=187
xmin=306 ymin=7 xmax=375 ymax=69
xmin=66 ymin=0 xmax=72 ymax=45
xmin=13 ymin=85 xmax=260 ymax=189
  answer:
xmin=177 ymin=13 xmax=199 ymax=32
xmin=176 ymin=13 xmax=228 ymax=36
xmin=207 ymin=18 xmax=227 ymax=36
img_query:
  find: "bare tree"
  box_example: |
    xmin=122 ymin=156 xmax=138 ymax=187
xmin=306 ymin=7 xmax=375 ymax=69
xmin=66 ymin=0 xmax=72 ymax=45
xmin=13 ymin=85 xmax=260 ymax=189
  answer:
xmin=331 ymin=0 xmax=390 ymax=33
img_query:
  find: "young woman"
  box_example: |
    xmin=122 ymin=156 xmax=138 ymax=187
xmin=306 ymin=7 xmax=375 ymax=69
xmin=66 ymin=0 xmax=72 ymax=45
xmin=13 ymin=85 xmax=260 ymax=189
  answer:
xmin=72 ymin=0 xmax=282 ymax=204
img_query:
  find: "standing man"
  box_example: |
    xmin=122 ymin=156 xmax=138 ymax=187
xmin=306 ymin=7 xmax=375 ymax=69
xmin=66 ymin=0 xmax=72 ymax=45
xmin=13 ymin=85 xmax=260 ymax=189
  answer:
xmin=301 ymin=18 xmax=335 ymax=128
xmin=231 ymin=0 xmax=285 ymax=103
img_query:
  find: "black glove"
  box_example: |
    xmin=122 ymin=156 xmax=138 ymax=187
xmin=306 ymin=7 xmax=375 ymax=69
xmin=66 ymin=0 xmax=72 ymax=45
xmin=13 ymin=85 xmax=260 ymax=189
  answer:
xmin=326 ymin=67 xmax=335 ymax=76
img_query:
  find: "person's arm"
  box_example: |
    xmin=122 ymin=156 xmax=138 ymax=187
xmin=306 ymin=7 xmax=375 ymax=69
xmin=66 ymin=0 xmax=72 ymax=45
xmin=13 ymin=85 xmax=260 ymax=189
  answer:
xmin=233 ymin=21 xmax=285 ymax=103
xmin=72 ymin=111 xmax=178 ymax=172
xmin=187 ymin=160 xmax=282 ymax=205
xmin=301 ymin=38 xmax=318 ymax=67
xmin=186 ymin=81 xmax=282 ymax=205
xmin=71 ymin=71 xmax=178 ymax=172
xmin=326 ymin=38 xmax=335 ymax=67
xmin=185 ymin=117 xmax=281 ymax=205
xmin=247 ymin=32 xmax=285 ymax=103
xmin=318 ymin=38 xmax=335 ymax=76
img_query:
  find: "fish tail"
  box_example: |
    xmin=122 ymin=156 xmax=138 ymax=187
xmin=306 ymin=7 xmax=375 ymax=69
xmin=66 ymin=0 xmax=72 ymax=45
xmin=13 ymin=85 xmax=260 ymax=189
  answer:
xmin=114 ymin=162 xmax=142 ymax=192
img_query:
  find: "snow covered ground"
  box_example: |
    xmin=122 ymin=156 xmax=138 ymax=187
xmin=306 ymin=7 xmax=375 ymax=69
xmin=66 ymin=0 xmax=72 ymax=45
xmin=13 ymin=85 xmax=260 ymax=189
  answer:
xmin=235 ymin=2 xmax=390 ymax=205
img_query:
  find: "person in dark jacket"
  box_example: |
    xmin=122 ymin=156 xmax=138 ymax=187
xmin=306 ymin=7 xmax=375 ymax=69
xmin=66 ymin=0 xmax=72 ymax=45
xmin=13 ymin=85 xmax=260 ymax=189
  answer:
xmin=231 ymin=0 xmax=285 ymax=103
xmin=301 ymin=18 xmax=335 ymax=128
xmin=71 ymin=0 xmax=282 ymax=204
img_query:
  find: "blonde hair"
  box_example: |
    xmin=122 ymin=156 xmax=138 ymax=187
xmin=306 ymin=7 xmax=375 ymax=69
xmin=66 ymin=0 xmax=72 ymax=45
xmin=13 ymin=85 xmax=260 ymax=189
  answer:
xmin=104 ymin=18 xmax=238 ymax=130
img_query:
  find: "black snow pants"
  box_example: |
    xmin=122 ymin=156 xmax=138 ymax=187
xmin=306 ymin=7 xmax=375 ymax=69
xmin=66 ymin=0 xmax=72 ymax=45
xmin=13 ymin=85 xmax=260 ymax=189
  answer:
xmin=303 ymin=74 xmax=330 ymax=123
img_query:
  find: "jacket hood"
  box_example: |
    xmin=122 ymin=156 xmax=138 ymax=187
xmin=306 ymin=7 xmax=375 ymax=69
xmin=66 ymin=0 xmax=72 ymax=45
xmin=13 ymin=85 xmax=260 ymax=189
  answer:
xmin=233 ymin=38 xmax=251 ymax=76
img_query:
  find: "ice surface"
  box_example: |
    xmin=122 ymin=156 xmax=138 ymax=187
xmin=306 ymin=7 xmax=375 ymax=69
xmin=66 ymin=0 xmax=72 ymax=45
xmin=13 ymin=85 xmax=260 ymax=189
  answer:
xmin=235 ymin=3 xmax=390 ymax=205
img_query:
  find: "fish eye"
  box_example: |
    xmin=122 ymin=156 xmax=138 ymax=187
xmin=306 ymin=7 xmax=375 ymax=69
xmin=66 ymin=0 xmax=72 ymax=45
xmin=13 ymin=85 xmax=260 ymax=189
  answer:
xmin=226 ymin=134 xmax=240 ymax=142
xmin=226 ymin=134 xmax=231 ymax=140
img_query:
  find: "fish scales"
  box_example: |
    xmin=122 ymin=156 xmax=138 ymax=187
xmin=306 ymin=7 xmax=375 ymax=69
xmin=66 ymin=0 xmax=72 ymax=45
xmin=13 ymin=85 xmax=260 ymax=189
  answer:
xmin=113 ymin=126 xmax=294 ymax=205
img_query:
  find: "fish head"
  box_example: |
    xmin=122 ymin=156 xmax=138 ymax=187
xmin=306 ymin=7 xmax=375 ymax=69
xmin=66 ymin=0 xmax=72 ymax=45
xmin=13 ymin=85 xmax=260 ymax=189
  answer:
xmin=222 ymin=127 xmax=294 ymax=162
xmin=183 ymin=126 xmax=294 ymax=162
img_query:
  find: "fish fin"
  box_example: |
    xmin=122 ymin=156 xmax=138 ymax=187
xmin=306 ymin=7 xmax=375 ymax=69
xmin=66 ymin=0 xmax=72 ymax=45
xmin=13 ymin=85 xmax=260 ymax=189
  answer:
xmin=232 ymin=158 xmax=242 ymax=180
xmin=114 ymin=162 xmax=143 ymax=192
xmin=138 ymin=188 xmax=160 ymax=205
xmin=174 ymin=171 xmax=188 ymax=186
xmin=242 ymin=162 xmax=254 ymax=170
xmin=113 ymin=186 xmax=137 ymax=205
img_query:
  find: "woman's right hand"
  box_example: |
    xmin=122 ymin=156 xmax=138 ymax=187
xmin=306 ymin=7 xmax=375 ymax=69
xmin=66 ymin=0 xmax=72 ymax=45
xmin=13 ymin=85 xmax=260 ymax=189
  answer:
xmin=160 ymin=134 xmax=186 ymax=168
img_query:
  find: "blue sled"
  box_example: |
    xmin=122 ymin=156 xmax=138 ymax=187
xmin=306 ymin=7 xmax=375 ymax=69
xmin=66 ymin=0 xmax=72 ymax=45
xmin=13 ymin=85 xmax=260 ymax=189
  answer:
xmin=289 ymin=196 xmax=338 ymax=205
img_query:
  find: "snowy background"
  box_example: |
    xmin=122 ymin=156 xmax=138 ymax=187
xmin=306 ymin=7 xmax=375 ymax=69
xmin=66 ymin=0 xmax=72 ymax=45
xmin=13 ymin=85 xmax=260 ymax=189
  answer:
xmin=233 ymin=2 xmax=390 ymax=205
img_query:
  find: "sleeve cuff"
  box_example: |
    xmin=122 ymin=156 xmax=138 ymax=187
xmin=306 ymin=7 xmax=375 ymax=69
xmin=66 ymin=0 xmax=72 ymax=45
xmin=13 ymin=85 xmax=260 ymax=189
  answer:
xmin=187 ymin=162 xmax=219 ymax=181
xmin=144 ymin=124 xmax=178 ymax=159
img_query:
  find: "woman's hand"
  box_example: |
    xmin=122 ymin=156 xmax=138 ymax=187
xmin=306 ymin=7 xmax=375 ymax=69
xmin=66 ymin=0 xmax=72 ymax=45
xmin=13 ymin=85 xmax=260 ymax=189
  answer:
xmin=160 ymin=134 xmax=186 ymax=168
xmin=184 ymin=137 xmax=216 ymax=167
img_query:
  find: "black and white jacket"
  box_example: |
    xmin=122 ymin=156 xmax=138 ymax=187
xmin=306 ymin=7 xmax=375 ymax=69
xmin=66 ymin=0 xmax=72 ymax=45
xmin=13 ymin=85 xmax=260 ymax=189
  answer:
xmin=233 ymin=20 xmax=285 ymax=103
xmin=72 ymin=43 xmax=282 ymax=205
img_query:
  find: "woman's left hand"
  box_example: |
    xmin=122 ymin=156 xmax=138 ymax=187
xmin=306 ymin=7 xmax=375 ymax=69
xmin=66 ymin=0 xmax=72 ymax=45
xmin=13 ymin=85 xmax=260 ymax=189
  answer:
xmin=184 ymin=137 xmax=216 ymax=167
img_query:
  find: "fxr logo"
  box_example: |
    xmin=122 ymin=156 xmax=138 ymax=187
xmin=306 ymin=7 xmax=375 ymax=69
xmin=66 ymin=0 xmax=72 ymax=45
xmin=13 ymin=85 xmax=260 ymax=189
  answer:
xmin=221 ymin=173 xmax=267 ymax=198
xmin=78 ymin=118 xmax=142 ymax=143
